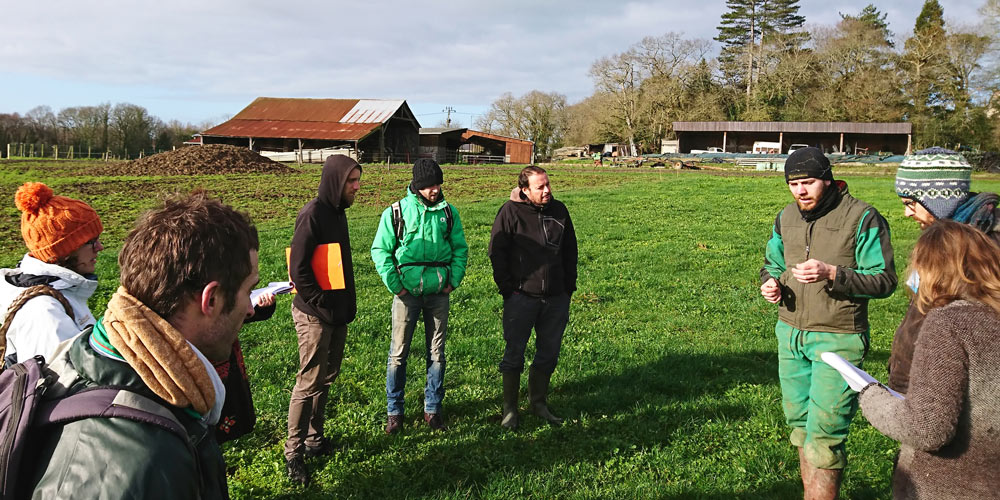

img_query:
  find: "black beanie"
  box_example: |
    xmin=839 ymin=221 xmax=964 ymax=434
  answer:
xmin=784 ymin=147 xmax=833 ymax=183
xmin=412 ymin=158 xmax=444 ymax=190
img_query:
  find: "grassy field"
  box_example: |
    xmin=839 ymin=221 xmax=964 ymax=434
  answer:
xmin=3 ymin=159 xmax=998 ymax=499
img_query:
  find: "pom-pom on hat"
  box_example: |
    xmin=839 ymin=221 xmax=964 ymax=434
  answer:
xmin=15 ymin=182 xmax=103 ymax=263
xmin=412 ymin=158 xmax=444 ymax=190
xmin=895 ymin=153 xmax=972 ymax=219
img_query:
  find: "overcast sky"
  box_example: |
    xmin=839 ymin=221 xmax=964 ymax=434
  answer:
xmin=0 ymin=0 xmax=989 ymax=128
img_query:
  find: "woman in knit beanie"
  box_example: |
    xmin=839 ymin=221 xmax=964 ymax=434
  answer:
xmin=0 ymin=182 xmax=104 ymax=366
xmin=859 ymin=220 xmax=1000 ymax=499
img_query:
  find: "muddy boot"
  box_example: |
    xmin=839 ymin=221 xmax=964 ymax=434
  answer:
xmin=801 ymin=457 xmax=842 ymax=500
xmin=528 ymin=367 xmax=563 ymax=425
xmin=501 ymin=371 xmax=520 ymax=430
xmin=798 ymin=447 xmax=812 ymax=490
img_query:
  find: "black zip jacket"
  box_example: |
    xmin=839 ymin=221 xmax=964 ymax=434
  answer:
xmin=488 ymin=187 xmax=578 ymax=298
xmin=290 ymin=155 xmax=360 ymax=326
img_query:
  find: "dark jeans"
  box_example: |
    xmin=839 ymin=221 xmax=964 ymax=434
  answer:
xmin=499 ymin=292 xmax=571 ymax=374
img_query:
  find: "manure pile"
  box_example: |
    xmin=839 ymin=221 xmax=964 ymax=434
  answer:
xmin=100 ymin=145 xmax=295 ymax=176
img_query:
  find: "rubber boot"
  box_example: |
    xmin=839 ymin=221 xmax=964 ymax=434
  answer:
xmin=528 ymin=367 xmax=563 ymax=425
xmin=805 ymin=467 xmax=842 ymax=500
xmin=798 ymin=447 xmax=812 ymax=490
xmin=501 ymin=372 xmax=520 ymax=430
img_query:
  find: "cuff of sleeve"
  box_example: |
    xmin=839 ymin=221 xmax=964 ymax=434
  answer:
xmin=827 ymin=266 xmax=848 ymax=293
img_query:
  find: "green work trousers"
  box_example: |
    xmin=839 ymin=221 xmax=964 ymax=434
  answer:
xmin=775 ymin=320 xmax=869 ymax=469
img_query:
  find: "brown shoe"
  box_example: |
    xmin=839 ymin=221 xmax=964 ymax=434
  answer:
xmin=385 ymin=414 xmax=403 ymax=435
xmin=423 ymin=412 xmax=448 ymax=432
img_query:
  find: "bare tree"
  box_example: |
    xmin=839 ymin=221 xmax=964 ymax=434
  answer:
xmin=477 ymin=90 xmax=567 ymax=160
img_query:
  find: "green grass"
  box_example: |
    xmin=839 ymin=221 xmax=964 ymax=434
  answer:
xmin=3 ymin=160 xmax=999 ymax=499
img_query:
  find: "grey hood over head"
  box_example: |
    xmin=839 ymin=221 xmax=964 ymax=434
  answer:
xmin=318 ymin=155 xmax=362 ymax=209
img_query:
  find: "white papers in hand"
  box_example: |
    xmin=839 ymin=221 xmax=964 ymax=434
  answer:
xmin=820 ymin=351 xmax=905 ymax=400
xmin=250 ymin=281 xmax=294 ymax=304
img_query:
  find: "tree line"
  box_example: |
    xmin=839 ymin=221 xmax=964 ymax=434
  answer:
xmin=0 ymin=103 xmax=209 ymax=159
xmin=476 ymin=0 xmax=1000 ymax=159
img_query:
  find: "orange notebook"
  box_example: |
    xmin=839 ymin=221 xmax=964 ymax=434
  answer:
xmin=286 ymin=243 xmax=346 ymax=291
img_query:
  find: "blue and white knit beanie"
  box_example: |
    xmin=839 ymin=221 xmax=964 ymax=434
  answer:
xmin=895 ymin=153 xmax=972 ymax=219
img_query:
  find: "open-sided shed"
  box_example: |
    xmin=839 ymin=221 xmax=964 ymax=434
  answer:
xmin=201 ymin=97 xmax=420 ymax=163
xmin=418 ymin=128 xmax=534 ymax=164
xmin=672 ymin=121 xmax=913 ymax=155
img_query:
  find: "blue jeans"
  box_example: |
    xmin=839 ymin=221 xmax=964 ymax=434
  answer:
xmin=498 ymin=292 xmax=571 ymax=374
xmin=386 ymin=292 xmax=450 ymax=415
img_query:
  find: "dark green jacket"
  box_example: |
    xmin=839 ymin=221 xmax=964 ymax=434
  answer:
xmin=21 ymin=329 xmax=228 ymax=500
xmin=761 ymin=182 xmax=897 ymax=333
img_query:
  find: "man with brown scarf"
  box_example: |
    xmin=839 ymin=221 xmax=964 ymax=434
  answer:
xmin=19 ymin=191 xmax=258 ymax=499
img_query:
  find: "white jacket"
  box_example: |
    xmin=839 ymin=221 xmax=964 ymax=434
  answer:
xmin=0 ymin=254 xmax=98 ymax=362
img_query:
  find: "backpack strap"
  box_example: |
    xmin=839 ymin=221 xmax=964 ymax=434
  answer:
xmin=0 ymin=285 xmax=75 ymax=370
xmin=443 ymin=204 xmax=454 ymax=239
xmin=391 ymin=201 xmax=405 ymax=242
xmin=34 ymin=387 xmax=187 ymax=442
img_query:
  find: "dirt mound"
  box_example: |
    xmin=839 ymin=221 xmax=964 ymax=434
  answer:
xmin=97 ymin=145 xmax=295 ymax=176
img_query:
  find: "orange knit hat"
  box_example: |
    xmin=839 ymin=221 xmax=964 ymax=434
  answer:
xmin=15 ymin=182 xmax=103 ymax=263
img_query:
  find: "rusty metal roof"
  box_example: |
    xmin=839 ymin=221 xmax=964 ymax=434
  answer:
xmin=203 ymin=97 xmax=410 ymax=140
xmin=672 ymin=121 xmax=912 ymax=134
xmin=462 ymin=129 xmax=534 ymax=145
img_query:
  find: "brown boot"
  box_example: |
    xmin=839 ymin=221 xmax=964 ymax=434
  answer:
xmin=800 ymin=453 xmax=842 ymax=500
xmin=528 ymin=367 xmax=563 ymax=425
xmin=501 ymin=371 xmax=520 ymax=430
xmin=798 ymin=447 xmax=811 ymax=490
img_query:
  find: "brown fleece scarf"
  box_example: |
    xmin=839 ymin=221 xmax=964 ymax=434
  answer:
xmin=102 ymin=286 xmax=215 ymax=415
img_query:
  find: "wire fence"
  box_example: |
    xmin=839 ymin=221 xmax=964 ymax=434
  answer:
xmin=3 ymin=143 xmax=167 ymax=161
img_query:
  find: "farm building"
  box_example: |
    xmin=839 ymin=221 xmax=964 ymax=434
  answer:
xmin=672 ymin=121 xmax=913 ymax=155
xmin=200 ymin=97 xmax=420 ymax=163
xmin=419 ymin=128 xmax=534 ymax=164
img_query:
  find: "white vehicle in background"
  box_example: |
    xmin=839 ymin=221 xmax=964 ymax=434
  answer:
xmin=689 ymin=147 xmax=724 ymax=154
xmin=787 ymin=144 xmax=810 ymax=154
xmin=752 ymin=141 xmax=781 ymax=154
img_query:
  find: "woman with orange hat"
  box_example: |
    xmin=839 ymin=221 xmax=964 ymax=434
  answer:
xmin=0 ymin=182 xmax=104 ymax=367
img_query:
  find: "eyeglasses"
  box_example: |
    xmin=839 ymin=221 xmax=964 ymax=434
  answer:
xmin=84 ymin=237 xmax=101 ymax=251
xmin=901 ymin=199 xmax=919 ymax=209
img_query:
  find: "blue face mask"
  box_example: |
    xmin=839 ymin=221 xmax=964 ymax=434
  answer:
xmin=907 ymin=271 xmax=920 ymax=294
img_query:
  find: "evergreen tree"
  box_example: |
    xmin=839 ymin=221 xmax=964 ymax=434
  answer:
xmin=841 ymin=4 xmax=894 ymax=47
xmin=715 ymin=0 xmax=808 ymax=101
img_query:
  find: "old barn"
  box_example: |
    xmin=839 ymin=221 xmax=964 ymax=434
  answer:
xmin=419 ymin=128 xmax=534 ymax=164
xmin=201 ymin=97 xmax=420 ymax=163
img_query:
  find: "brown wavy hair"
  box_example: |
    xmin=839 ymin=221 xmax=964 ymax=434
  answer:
xmin=118 ymin=190 xmax=258 ymax=319
xmin=910 ymin=219 xmax=1000 ymax=315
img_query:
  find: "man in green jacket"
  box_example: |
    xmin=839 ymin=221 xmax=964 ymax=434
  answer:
xmin=760 ymin=147 xmax=896 ymax=500
xmin=371 ymin=159 xmax=469 ymax=434
xmin=22 ymin=192 xmax=259 ymax=499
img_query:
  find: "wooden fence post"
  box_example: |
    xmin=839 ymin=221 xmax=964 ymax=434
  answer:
xmin=53 ymin=145 xmax=58 ymax=159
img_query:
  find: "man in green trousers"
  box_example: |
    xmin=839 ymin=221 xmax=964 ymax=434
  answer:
xmin=760 ymin=147 xmax=896 ymax=500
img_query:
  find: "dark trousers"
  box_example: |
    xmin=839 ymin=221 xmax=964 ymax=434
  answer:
xmin=499 ymin=292 xmax=570 ymax=374
xmin=285 ymin=304 xmax=347 ymax=460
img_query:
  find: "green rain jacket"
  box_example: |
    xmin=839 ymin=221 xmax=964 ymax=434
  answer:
xmin=371 ymin=188 xmax=469 ymax=296
xmin=761 ymin=181 xmax=897 ymax=333
xmin=21 ymin=327 xmax=228 ymax=499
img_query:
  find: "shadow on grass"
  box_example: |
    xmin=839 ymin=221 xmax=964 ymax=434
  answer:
xmin=249 ymin=349 xmax=834 ymax=499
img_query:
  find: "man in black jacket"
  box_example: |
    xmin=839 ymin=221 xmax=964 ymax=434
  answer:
xmin=488 ymin=165 xmax=578 ymax=430
xmin=285 ymin=154 xmax=361 ymax=485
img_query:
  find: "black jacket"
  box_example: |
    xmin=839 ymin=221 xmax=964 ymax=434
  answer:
xmin=488 ymin=187 xmax=578 ymax=298
xmin=290 ymin=155 xmax=360 ymax=326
